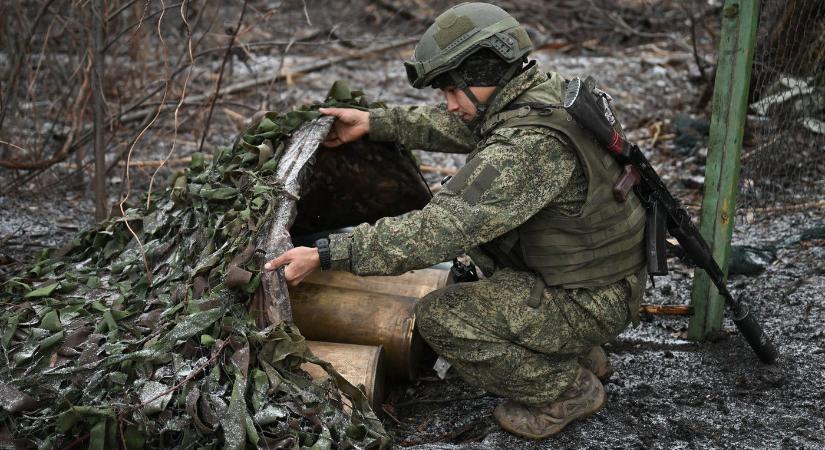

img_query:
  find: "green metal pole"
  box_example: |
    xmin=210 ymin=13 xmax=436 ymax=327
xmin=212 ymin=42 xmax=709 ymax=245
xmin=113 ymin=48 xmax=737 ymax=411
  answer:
xmin=689 ymin=0 xmax=761 ymax=340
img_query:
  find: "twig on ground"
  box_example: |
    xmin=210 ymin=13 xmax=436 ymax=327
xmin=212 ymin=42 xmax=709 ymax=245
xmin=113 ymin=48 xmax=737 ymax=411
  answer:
xmin=394 ymin=393 xmax=489 ymax=408
xmin=117 ymin=154 xmax=211 ymax=168
xmin=0 ymin=141 xmax=31 ymax=154
xmin=381 ymin=405 xmax=403 ymax=425
xmin=688 ymin=12 xmax=709 ymax=83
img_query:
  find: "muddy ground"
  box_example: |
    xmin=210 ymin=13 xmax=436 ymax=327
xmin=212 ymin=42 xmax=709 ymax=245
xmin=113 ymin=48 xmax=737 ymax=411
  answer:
xmin=390 ymin=208 xmax=825 ymax=450
xmin=1 ymin=1 xmax=823 ymax=448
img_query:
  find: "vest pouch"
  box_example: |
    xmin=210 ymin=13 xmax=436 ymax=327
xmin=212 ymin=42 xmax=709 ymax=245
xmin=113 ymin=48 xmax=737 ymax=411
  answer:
xmin=480 ymin=229 xmax=530 ymax=273
xmin=479 ymin=75 xmax=646 ymax=289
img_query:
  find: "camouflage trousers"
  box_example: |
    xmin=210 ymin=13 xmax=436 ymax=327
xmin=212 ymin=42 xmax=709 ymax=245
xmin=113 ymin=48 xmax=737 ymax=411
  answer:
xmin=415 ymin=268 xmax=643 ymax=406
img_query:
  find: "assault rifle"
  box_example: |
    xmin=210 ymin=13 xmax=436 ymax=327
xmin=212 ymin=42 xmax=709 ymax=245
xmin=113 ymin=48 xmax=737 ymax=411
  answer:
xmin=564 ymin=78 xmax=778 ymax=364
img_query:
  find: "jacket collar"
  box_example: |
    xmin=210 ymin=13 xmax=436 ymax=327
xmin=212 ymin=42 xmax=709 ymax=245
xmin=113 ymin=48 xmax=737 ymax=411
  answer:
xmin=478 ymin=62 xmax=548 ymax=126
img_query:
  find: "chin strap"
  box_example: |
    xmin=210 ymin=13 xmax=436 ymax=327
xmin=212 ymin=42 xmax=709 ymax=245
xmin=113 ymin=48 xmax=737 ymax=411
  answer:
xmin=448 ymin=60 xmax=524 ymax=130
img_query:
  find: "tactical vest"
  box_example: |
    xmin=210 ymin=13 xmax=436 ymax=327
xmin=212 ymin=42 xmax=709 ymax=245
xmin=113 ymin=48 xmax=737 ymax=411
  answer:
xmin=479 ymin=101 xmax=647 ymax=289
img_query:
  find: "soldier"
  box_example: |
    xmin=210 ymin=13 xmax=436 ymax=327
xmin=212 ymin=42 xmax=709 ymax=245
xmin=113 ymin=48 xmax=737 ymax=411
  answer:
xmin=265 ymin=2 xmax=647 ymax=439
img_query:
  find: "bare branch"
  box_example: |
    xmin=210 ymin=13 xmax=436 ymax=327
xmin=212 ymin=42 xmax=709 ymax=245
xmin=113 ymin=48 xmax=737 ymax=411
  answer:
xmin=197 ymin=0 xmax=249 ymax=153
xmin=0 ymin=0 xmax=59 ymax=131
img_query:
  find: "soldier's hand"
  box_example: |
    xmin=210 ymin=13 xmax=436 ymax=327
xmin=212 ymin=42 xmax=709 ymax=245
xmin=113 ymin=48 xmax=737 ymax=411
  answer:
xmin=263 ymin=247 xmax=320 ymax=287
xmin=318 ymin=107 xmax=370 ymax=147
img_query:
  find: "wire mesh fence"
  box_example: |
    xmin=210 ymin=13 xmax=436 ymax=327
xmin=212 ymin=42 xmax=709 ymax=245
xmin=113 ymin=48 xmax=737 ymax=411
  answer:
xmin=739 ymin=0 xmax=825 ymax=215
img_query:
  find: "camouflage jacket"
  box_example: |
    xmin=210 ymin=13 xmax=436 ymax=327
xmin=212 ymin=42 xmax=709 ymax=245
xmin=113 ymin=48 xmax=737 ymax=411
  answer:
xmin=328 ymin=64 xmax=587 ymax=276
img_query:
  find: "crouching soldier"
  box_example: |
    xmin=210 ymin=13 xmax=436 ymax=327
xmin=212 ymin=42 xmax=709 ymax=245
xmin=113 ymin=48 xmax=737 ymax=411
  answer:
xmin=266 ymin=2 xmax=646 ymax=439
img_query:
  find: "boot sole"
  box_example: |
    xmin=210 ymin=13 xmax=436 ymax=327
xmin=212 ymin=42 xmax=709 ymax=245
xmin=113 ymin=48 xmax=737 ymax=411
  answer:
xmin=495 ymin=384 xmax=607 ymax=440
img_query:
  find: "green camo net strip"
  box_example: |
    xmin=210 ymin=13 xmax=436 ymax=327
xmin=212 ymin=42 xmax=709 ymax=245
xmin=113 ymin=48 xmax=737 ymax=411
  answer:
xmin=0 ymin=81 xmax=391 ymax=449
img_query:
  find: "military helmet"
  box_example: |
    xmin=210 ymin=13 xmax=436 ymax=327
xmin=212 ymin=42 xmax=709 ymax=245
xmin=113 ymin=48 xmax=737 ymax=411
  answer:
xmin=405 ymin=2 xmax=534 ymax=89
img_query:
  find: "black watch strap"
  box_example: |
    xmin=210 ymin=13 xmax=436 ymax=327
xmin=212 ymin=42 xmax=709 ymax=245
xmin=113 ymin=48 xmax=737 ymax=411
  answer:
xmin=315 ymin=238 xmax=331 ymax=270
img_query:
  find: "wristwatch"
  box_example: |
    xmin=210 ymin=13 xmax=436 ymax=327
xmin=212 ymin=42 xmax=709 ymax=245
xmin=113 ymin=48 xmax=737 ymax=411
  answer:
xmin=315 ymin=238 xmax=331 ymax=270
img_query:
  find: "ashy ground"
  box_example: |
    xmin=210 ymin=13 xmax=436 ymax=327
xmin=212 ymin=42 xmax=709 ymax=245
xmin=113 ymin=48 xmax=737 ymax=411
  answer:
xmin=1 ymin=1 xmax=823 ymax=448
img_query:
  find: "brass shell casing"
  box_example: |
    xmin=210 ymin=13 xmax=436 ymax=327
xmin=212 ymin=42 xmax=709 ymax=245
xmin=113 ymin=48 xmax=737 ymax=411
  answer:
xmin=290 ymin=268 xmax=448 ymax=380
xmin=301 ymin=341 xmax=385 ymax=410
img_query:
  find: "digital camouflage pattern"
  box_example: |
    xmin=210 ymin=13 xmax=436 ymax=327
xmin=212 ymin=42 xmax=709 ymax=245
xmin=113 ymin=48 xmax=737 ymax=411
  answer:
xmin=329 ymin=64 xmax=644 ymax=403
xmin=415 ymin=267 xmax=642 ymax=405
xmin=0 ymin=83 xmax=390 ymax=449
xmin=330 ymin=65 xmax=585 ymax=274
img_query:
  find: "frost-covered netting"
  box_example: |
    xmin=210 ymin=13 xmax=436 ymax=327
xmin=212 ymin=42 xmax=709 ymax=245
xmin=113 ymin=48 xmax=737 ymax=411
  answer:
xmin=0 ymin=84 xmax=391 ymax=449
xmin=740 ymin=0 xmax=825 ymax=215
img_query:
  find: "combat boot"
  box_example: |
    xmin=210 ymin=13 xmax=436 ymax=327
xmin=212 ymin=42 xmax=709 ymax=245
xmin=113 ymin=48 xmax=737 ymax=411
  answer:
xmin=578 ymin=345 xmax=614 ymax=382
xmin=493 ymin=367 xmax=605 ymax=439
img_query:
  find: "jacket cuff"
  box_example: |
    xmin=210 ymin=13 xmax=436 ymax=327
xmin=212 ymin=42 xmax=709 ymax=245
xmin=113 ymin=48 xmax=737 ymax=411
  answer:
xmin=328 ymin=233 xmax=353 ymax=272
xmin=368 ymin=108 xmax=397 ymax=142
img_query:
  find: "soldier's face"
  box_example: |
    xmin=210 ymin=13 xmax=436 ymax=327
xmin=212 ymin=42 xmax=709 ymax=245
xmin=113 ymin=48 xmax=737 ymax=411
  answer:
xmin=441 ymin=86 xmax=495 ymax=123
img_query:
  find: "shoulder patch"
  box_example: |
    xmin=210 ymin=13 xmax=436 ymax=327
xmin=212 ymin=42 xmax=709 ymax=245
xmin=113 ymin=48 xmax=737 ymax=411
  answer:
xmin=444 ymin=156 xmax=483 ymax=194
xmin=462 ymin=164 xmax=500 ymax=205
xmin=444 ymin=157 xmax=501 ymax=205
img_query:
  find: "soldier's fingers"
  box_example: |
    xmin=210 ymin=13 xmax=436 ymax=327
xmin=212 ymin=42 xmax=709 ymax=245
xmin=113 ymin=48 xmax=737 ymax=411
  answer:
xmin=264 ymin=253 xmax=292 ymax=271
xmin=318 ymin=107 xmax=345 ymax=118
xmin=284 ymin=265 xmax=302 ymax=286
xmin=322 ymin=136 xmax=343 ymax=148
xmin=320 ymin=107 xmax=363 ymax=125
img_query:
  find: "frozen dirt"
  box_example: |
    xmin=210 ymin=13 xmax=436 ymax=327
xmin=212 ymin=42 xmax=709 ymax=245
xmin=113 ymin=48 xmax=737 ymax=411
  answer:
xmin=388 ymin=209 xmax=825 ymax=450
xmin=1 ymin=1 xmax=823 ymax=448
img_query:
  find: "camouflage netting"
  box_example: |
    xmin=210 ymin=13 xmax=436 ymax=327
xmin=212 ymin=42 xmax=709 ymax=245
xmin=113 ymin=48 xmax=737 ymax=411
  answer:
xmin=0 ymin=83 xmax=392 ymax=449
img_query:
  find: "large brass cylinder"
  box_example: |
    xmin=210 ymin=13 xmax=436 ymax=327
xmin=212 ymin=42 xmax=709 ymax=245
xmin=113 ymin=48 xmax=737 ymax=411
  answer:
xmin=290 ymin=268 xmax=448 ymax=380
xmin=301 ymin=341 xmax=385 ymax=410
xmin=302 ymin=268 xmax=449 ymax=298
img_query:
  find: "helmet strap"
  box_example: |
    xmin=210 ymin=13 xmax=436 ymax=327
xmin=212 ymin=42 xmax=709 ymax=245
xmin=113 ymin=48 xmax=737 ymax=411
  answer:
xmin=447 ymin=60 xmax=524 ymax=130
